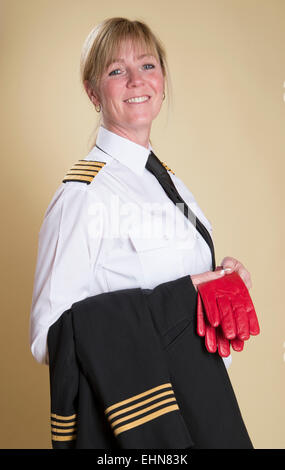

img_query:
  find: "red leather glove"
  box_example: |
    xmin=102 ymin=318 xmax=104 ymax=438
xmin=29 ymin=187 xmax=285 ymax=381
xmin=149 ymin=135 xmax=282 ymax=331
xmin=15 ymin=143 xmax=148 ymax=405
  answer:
xmin=196 ymin=271 xmax=260 ymax=356
xmin=197 ymin=294 xmax=245 ymax=357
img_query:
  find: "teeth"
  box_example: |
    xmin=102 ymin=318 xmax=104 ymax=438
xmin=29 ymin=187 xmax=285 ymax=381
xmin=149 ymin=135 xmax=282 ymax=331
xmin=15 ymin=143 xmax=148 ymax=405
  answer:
xmin=126 ymin=96 xmax=149 ymax=103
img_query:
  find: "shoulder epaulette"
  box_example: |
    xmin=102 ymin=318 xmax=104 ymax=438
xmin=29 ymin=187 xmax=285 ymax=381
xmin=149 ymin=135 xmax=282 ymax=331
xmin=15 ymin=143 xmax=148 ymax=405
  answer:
xmin=161 ymin=161 xmax=175 ymax=175
xmin=62 ymin=159 xmax=106 ymax=184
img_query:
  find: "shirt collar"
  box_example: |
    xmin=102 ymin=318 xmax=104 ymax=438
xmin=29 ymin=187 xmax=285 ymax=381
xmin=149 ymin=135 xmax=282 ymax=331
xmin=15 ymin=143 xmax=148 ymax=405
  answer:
xmin=95 ymin=125 xmax=153 ymax=176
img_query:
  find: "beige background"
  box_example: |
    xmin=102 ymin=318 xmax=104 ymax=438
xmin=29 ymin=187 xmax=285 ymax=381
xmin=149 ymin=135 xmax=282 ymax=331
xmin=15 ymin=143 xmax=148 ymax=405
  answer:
xmin=1 ymin=0 xmax=284 ymax=449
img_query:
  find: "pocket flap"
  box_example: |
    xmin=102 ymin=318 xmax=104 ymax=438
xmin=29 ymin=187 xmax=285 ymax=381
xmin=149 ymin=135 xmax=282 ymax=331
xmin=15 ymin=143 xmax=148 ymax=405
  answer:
xmin=129 ymin=232 xmax=170 ymax=252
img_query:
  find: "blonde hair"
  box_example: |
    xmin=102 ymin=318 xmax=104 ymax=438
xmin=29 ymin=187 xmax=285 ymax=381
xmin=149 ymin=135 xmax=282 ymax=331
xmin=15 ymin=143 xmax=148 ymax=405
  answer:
xmin=80 ymin=17 xmax=173 ymax=149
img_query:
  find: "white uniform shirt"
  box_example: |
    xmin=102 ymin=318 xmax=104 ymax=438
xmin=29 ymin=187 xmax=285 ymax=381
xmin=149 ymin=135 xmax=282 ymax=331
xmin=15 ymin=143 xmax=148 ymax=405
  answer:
xmin=29 ymin=125 xmax=232 ymax=368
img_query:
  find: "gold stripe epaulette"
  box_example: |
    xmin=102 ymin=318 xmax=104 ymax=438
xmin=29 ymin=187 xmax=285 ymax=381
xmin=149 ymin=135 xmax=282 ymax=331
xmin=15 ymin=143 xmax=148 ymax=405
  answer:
xmin=62 ymin=159 xmax=106 ymax=184
xmin=161 ymin=161 xmax=175 ymax=175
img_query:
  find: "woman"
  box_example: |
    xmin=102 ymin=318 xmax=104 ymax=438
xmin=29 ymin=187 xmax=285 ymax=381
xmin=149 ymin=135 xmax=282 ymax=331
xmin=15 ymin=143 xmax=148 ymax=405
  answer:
xmin=29 ymin=17 xmax=253 ymax=444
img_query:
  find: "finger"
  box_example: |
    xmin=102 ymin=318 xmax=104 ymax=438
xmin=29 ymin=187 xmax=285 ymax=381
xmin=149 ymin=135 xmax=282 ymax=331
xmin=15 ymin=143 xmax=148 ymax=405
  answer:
xmin=232 ymin=294 xmax=250 ymax=341
xmin=231 ymin=338 xmax=244 ymax=352
xmin=220 ymin=257 xmax=239 ymax=272
xmin=216 ymin=327 xmax=231 ymax=357
xmin=203 ymin=291 xmax=221 ymax=327
xmin=196 ymin=279 xmax=221 ymax=328
xmin=196 ymin=292 xmax=206 ymax=337
xmin=244 ymin=273 xmax=252 ymax=290
xmin=235 ymin=266 xmax=252 ymax=290
xmin=192 ymin=269 xmax=226 ymax=288
xmin=247 ymin=304 xmax=260 ymax=336
xmin=216 ymin=295 xmax=236 ymax=339
xmin=237 ymin=276 xmax=259 ymax=335
xmin=215 ymin=266 xmax=233 ymax=278
xmin=239 ymin=272 xmax=252 ymax=290
xmin=205 ymin=325 xmax=217 ymax=353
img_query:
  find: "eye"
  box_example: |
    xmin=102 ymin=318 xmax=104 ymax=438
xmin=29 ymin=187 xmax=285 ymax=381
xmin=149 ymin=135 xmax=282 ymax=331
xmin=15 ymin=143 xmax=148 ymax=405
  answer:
xmin=109 ymin=68 xmax=121 ymax=76
xmin=143 ymin=63 xmax=155 ymax=70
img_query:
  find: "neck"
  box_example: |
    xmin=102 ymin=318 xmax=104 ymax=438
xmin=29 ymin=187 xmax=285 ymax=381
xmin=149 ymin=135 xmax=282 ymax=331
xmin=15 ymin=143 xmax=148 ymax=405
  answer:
xmin=102 ymin=122 xmax=151 ymax=149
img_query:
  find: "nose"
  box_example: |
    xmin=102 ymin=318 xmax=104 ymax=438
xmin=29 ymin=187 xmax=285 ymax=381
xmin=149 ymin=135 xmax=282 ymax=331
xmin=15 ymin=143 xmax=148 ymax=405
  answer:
xmin=126 ymin=68 xmax=144 ymax=87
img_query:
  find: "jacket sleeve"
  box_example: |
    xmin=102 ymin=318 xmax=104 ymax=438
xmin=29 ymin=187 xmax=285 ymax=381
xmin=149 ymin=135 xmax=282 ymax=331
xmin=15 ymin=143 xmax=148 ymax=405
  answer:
xmin=47 ymin=308 xmax=79 ymax=449
xmin=144 ymin=275 xmax=232 ymax=369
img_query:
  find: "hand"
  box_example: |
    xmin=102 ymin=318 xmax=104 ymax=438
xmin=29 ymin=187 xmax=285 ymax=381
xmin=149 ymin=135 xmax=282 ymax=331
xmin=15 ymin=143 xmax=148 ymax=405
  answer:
xmin=195 ymin=271 xmax=260 ymax=357
xmin=214 ymin=258 xmax=253 ymax=355
xmin=219 ymin=256 xmax=252 ymax=290
xmin=216 ymin=258 xmax=254 ymax=353
xmin=191 ymin=268 xmax=236 ymax=357
xmin=190 ymin=268 xmax=229 ymax=292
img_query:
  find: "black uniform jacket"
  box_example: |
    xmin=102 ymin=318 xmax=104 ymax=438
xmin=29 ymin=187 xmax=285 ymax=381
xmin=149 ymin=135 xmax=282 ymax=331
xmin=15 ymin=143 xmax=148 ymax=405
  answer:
xmin=47 ymin=275 xmax=253 ymax=450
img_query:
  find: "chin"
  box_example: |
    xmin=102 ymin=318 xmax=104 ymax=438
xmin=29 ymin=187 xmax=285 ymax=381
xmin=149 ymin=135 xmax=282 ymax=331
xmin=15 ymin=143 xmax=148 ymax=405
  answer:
xmin=127 ymin=113 xmax=154 ymax=124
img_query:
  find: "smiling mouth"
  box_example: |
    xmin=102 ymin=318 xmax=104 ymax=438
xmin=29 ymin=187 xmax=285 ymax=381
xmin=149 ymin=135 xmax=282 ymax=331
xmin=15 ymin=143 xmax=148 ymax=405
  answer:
xmin=124 ymin=95 xmax=151 ymax=104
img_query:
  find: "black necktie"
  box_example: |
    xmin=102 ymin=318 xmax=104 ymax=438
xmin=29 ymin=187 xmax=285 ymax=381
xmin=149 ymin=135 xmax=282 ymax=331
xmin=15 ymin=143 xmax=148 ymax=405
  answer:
xmin=145 ymin=151 xmax=216 ymax=271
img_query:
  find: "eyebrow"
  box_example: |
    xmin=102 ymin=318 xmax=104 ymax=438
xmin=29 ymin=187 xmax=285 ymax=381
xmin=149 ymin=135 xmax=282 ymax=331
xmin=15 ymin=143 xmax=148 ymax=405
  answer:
xmin=107 ymin=54 xmax=156 ymax=68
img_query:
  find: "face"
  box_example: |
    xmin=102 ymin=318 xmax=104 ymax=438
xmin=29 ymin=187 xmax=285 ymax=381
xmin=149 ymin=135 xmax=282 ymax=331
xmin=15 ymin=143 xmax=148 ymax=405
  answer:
xmin=92 ymin=39 xmax=165 ymax=136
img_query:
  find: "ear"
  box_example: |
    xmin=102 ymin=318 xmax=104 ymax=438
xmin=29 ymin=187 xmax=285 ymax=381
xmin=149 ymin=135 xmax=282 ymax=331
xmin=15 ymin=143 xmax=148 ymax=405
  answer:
xmin=83 ymin=79 xmax=100 ymax=107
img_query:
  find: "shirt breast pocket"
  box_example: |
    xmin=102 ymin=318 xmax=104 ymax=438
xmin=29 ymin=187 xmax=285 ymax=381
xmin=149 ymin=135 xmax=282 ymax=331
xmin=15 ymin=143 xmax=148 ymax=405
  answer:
xmin=129 ymin=233 xmax=185 ymax=289
xmin=99 ymin=240 xmax=142 ymax=292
